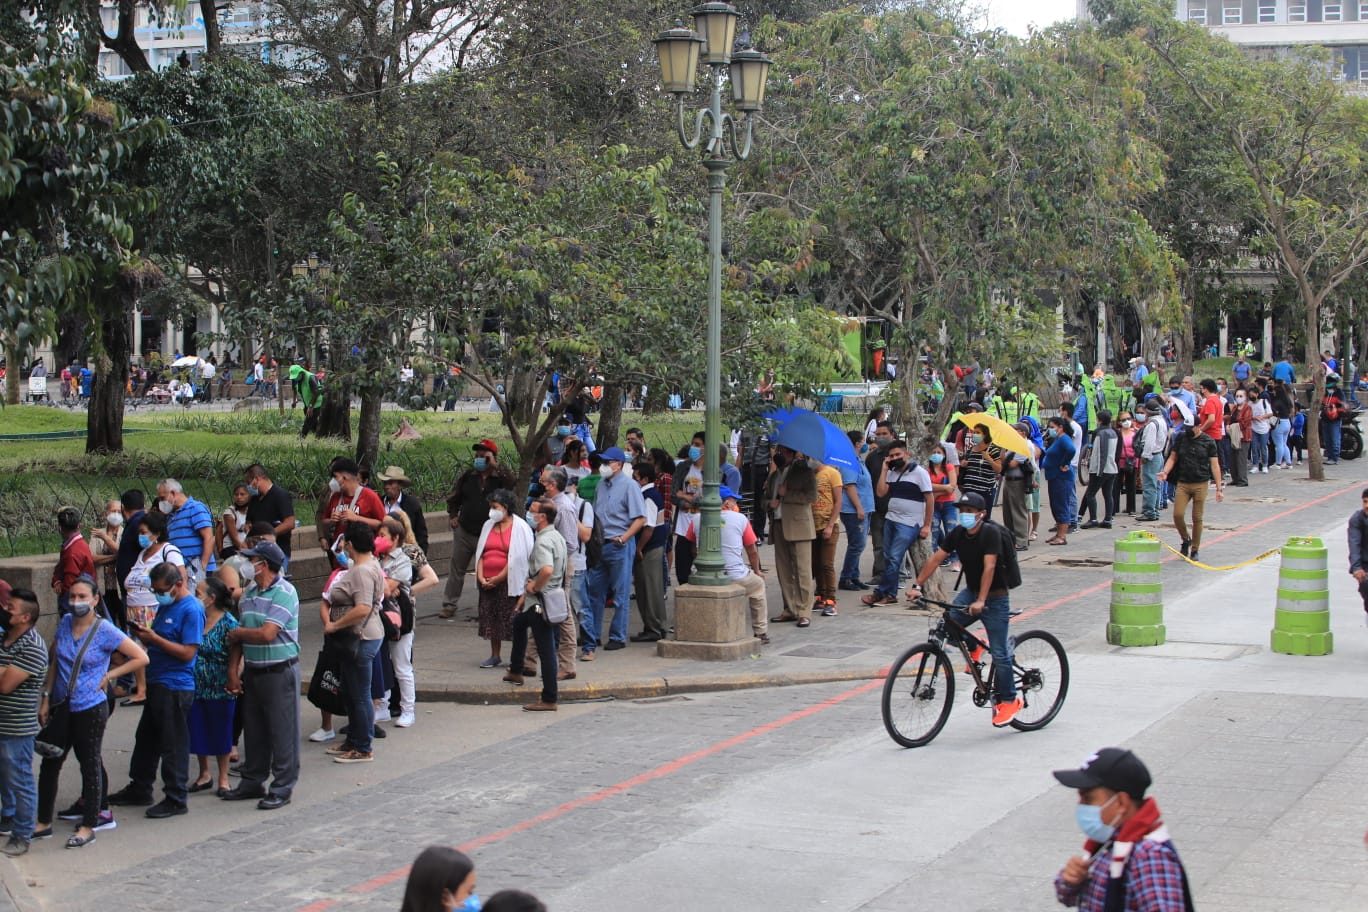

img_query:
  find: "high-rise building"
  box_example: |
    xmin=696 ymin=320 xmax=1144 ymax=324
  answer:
xmin=1076 ymin=1 xmax=1368 ymax=87
xmin=95 ymin=1 xmax=269 ymax=78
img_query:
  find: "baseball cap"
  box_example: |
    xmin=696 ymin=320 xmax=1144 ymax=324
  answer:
xmin=719 ymin=485 xmax=740 ymax=502
xmin=1144 ymin=400 xmax=1163 ymax=415
xmin=472 ymin=439 xmax=499 ymax=455
xmin=955 ymin=492 xmax=986 ymax=511
xmin=600 ymin=447 xmax=627 ymax=463
xmin=1053 ymin=748 xmax=1152 ymax=800
xmin=240 ymin=541 xmax=286 ymax=571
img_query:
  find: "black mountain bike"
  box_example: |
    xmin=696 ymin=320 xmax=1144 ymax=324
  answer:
xmin=881 ymin=596 xmax=1070 ymax=748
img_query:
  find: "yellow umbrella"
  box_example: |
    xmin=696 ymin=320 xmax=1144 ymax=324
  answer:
xmin=958 ymin=412 xmax=1033 ymax=458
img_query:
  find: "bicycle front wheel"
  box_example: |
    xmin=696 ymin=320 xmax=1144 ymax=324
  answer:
xmin=1008 ymin=630 xmax=1070 ymax=731
xmin=881 ymin=643 xmax=956 ymax=748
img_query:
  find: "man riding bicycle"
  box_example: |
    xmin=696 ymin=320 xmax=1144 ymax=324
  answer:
xmin=906 ymin=492 xmax=1023 ymax=728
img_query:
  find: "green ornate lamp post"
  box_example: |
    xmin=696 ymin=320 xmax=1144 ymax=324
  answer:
xmin=654 ymin=3 xmax=771 ymax=586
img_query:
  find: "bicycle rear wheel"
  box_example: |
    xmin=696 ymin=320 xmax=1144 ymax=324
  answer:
xmin=881 ymin=643 xmax=955 ymax=748
xmin=1008 ymin=630 xmax=1069 ymax=731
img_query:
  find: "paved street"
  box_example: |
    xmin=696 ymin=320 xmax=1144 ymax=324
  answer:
xmin=3 ymin=466 xmax=1367 ymax=910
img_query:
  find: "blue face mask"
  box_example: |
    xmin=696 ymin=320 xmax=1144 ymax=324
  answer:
xmin=473 ymin=457 xmax=488 ymax=472
xmin=138 ymin=534 xmax=154 ymax=549
xmin=556 ymin=426 xmax=571 ymax=437
xmin=335 ymin=550 xmax=351 ymax=569
xmin=154 ymin=591 xmax=175 ymax=607
xmin=456 ymin=895 xmax=481 ymax=912
xmin=957 ymin=512 xmax=979 ymax=530
xmin=688 ymin=446 xmax=702 ymax=462
xmin=930 ymin=453 xmax=945 ymax=464
xmin=1075 ymin=793 xmax=1120 ymax=843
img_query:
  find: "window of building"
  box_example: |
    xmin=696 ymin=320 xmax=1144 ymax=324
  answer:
xmin=1325 ymin=3 xmax=1344 ymax=20
xmin=1288 ymin=4 xmax=1308 ymax=21
xmin=1360 ymin=2 xmax=1368 ymax=20
xmin=1224 ymin=5 xmax=1243 ymax=23
xmin=1189 ymin=4 xmax=1208 ymax=25
xmin=1258 ymin=3 xmax=1277 ymax=21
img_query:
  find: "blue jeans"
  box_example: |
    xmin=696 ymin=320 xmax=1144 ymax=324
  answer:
xmin=877 ymin=518 xmax=921 ymax=598
xmin=1251 ymin=430 xmax=1269 ymax=469
xmin=342 ymin=638 xmax=382 ymax=754
xmin=838 ymin=512 xmax=868 ymax=583
xmin=1272 ymin=418 xmax=1291 ymax=466
xmin=0 ymin=735 xmax=37 ymax=840
xmin=947 ymin=589 xmax=1015 ymax=702
xmin=1141 ymin=453 xmax=1163 ymax=517
xmin=931 ymin=501 xmax=958 ymax=560
xmin=1322 ymin=419 xmax=1342 ymax=461
xmin=586 ymin=540 xmax=635 ymax=650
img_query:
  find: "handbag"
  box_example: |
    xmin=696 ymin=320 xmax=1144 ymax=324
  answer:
xmin=306 ymin=644 xmax=350 ymax=716
xmin=380 ymin=595 xmax=403 ymax=642
xmin=35 ymin=623 xmax=100 ymax=759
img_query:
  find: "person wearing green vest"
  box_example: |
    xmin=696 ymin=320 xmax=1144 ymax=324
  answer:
xmin=1015 ymin=387 xmax=1042 ymax=422
xmin=291 ymin=365 xmax=324 ymax=438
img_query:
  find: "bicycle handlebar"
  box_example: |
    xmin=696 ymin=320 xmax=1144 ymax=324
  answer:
xmin=908 ymin=594 xmax=959 ymax=611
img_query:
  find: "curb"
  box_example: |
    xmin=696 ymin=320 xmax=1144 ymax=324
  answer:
xmin=0 ymin=854 xmax=45 ymax=912
xmin=310 ymin=665 xmax=890 ymax=707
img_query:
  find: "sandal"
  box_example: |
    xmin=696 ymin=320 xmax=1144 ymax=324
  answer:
xmin=770 ymin=613 xmax=799 ymax=623
xmin=66 ymin=832 xmax=96 ymax=848
xmin=1047 ymin=538 xmax=1067 ymax=546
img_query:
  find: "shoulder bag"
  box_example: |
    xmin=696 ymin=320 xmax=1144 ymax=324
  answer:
xmin=35 ymin=623 xmax=101 ymax=759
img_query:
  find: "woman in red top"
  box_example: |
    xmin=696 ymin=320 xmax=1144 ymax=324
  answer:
xmin=472 ymin=490 xmax=534 ymax=670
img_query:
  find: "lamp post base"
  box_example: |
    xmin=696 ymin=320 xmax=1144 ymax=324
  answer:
xmin=657 ymin=581 xmax=756 ymax=661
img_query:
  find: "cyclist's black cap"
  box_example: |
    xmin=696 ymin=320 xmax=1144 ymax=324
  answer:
xmin=1053 ymin=748 xmax=1151 ymax=800
xmin=956 ymin=492 xmax=987 ymax=512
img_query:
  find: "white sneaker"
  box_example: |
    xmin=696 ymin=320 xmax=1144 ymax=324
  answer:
xmin=373 ymin=708 xmax=392 ymax=723
xmin=308 ymin=728 xmax=336 ymax=743
xmin=395 ymin=712 xmax=416 ymax=728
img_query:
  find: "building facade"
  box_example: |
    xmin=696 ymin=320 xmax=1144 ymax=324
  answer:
xmin=95 ymin=1 xmax=269 ymax=78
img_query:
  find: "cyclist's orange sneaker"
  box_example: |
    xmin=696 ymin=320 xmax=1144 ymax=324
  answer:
xmin=968 ymin=644 xmax=985 ymax=665
xmin=991 ymin=696 xmax=1024 ymax=728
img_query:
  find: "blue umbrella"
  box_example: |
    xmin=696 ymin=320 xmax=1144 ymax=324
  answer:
xmin=765 ymin=407 xmax=861 ymax=472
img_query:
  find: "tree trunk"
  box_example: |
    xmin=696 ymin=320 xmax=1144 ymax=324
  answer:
xmin=105 ymin=0 xmax=152 ymax=73
xmin=1176 ymin=275 xmax=1196 ymax=377
xmin=355 ymin=386 xmax=384 ymax=472
xmin=314 ymin=380 xmax=352 ymax=440
xmin=86 ymin=307 xmax=131 ymax=454
xmin=199 ymin=0 xmax=221 ymax=55
xmin=4 ymin=342 xmax=19 ymax=405
xmin=597 ymin=381 xmax=624 ymax=450
xmin=1304 ymin=300 xmax=1325 ymax=481
xmin=641 ymin=381 xmax=669 ymax=416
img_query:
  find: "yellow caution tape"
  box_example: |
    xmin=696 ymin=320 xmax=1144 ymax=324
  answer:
xmin=1129 ymin=530 xmax=1282 ymax=572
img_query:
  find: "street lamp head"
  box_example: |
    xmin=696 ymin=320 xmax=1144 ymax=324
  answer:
xmin=307 ymin=252 xmax=319 ymax=270
xmin=654 ymin=21 xmax=704 ymax=94
xmin=691 ymin=2 xmax=739 ymax=66
xmin=728 ymin=47 xmax=772 ymax=112
xmin=291 ymin=262 xmax=308 ymax=278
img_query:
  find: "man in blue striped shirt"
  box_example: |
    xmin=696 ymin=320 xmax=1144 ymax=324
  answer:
xmin=224 ymin=542 xmax=300 ymax=810
xmin=159 ymin=478 xmax=215 ymax=585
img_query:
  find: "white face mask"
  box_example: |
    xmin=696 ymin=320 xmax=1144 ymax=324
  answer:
xmin=107 ymin=512 xmax=124 ymax=527
xmin=328 ymin=478 xmax=342 ymax=495
xmin=159 ymin=499 xmax=175 ymax=514
xmin=1235 ymin=395 xmax=1246 ymax=404
xmin=1120 ymin=420 xmax=1132 ymax=428
xmin=600 ymin=464 xmax=616 ymax=480
xmin=489 ymin=508 xmax=506 ymax=522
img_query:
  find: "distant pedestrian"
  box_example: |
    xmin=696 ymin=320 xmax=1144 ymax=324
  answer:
xmin=1053 ymin=747 xmax=1195 ymax=912
xmin=1158 ymin=422 xmax=1223 ymax=564
xmin=1347 ymin=488 xmax=1368 ymax=617
xmin=400 ymin=845 xmax=478 ymax=912
xmin=53 ymin=506 xmax=96 ymax=615
xmin=503 ymin=498 xmax=567 ymax=712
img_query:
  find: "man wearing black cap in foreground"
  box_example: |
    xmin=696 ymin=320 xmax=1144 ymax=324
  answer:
xmin=1052 ymin=747 xmax=1194 ymax=911
xmin=905 ymin=491 xmax=1022 ymax=728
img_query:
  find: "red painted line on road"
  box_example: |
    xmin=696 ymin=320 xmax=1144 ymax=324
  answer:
xmin=299 ymin=677 xmax=886 ymax=907
xmin=1010 ymin=478 xmax=1362 ymax=624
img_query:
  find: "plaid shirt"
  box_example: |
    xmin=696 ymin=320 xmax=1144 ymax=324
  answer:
xmin=1055 ymin=839 xmax=1191 ymax=911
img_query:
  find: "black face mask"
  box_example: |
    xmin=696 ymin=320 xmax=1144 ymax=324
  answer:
xmin=0 ymin=606 xmax=12 ymax=631
xmin=774 ymin=453 xmax=789 ymax=468
xmin=887 ymin=458 xmax=907 ymax=471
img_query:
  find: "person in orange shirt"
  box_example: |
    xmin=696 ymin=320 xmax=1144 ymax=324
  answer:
xmin=810 ymin=457 xmax=844 ymax=616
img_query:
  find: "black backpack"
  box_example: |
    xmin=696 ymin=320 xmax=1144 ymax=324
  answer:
xmin=986 ymin=520 xmax=1022 ymax=589
xmin=579 ymin=501 xmax=605 ymax=569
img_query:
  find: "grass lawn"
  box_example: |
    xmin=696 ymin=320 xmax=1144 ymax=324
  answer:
xmin=1 ymin=403 xmax=817 ymax=557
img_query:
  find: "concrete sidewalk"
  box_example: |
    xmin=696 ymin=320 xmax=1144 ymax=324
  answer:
xmin=319 ymin=467 xmax=1368 ymax=706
